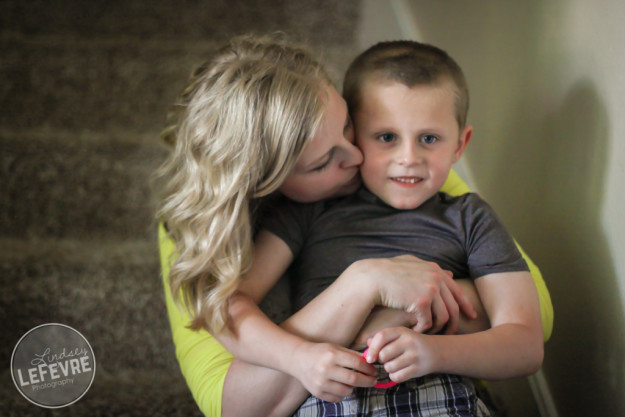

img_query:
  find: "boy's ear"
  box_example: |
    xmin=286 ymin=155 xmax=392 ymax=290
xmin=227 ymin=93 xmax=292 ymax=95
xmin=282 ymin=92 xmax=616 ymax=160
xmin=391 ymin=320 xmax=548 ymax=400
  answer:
xmin=453 ymin=125 xmax=472 ymax=163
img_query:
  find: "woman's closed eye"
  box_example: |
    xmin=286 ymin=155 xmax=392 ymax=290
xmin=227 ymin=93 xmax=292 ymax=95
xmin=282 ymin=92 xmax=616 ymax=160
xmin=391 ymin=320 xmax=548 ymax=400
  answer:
xmin=312 ymin=149 xmax=334 ymax=172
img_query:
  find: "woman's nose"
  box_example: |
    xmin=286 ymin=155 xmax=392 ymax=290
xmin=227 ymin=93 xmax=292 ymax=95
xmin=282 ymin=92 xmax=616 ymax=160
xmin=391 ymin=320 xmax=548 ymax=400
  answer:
xmin=340 ymin=140 xmax=363 ymax=168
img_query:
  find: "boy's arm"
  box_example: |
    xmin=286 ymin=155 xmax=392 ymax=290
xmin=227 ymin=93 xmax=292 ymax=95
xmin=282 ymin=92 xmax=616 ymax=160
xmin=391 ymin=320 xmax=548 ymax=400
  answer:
xmin=441 ymin=169 xmax=553 ymax=341
xmin=367 ymin=270 xmax=543 ymax=381
xmin=441 ymin=270 xmax=543 ymax=379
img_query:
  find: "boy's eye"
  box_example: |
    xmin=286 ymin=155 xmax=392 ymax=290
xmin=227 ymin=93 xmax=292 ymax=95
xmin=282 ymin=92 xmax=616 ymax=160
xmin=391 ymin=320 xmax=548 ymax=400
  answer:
xmin=378 ymin=133 xmax=396 ymax=143
xmin=420 ymin=135 xmax=438 ymax=145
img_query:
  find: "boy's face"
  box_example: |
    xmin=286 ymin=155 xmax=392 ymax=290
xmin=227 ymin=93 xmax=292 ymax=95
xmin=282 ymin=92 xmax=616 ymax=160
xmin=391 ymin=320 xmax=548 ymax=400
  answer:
xmin=353 ymin=80 xmax=471 ymax=210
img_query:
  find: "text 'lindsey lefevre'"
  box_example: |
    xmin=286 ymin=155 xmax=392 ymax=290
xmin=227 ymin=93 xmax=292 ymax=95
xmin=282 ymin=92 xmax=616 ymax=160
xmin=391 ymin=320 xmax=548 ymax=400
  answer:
xmin=15 ymin=347 xmax=93 ymax=387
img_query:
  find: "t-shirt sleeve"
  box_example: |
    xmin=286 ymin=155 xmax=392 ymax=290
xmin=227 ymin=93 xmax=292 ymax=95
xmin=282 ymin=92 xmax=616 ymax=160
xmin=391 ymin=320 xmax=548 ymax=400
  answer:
xmin=260 ymin=199 xmax=324 ymax=257
xmin=442 ymin=173 xmax=553 ymax=342
xmin=462 ymin=194 xmax=529 ymax=278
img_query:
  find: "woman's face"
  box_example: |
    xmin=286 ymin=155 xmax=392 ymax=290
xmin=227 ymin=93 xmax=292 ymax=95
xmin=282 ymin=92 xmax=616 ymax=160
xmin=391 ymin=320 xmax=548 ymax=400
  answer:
xmin=279 ymin=86 xmax=363 ymax=203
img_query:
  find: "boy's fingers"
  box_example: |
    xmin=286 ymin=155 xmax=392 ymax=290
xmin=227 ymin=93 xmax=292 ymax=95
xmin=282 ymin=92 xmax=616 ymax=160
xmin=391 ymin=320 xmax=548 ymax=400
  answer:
xmin=388 ymin=365 xmax=419 ymax=384
xmin=377 ymin=340 xmax=404 ymax=365
xmin=366 ymin=329 xmax=400 ymax=363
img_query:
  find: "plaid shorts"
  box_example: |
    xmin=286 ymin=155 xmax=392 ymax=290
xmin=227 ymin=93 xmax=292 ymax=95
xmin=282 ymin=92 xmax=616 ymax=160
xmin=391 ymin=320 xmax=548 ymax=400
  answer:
xmin=293 ymin=370 xmax=490 ymax=417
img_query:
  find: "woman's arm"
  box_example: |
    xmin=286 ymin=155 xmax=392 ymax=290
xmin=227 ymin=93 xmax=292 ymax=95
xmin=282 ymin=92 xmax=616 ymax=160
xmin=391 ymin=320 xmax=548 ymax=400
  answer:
xmin=160 ymin=226 xmax=311 ymax=417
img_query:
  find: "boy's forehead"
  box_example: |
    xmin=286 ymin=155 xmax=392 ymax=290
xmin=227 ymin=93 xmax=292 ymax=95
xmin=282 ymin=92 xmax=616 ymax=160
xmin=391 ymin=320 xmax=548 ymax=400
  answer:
xmin=360 ymin=78 xmax=456 ymax=106
xmin=363 ymin=73 xmax=455 ymax=92
xmin=354 ymin=79 xmax=461 ymax=135
xmin=357 ymin=77 xmax=460 ymax=121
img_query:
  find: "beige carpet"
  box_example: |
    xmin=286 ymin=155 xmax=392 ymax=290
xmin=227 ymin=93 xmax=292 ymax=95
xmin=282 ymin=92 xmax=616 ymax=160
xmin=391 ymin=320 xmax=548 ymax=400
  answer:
xmin=0 ymin=1 xmax=361 ymax=415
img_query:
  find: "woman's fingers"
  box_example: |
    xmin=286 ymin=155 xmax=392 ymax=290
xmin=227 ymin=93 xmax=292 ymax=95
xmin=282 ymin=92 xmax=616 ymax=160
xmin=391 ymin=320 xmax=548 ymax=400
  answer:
xmin=365 ymin=255 xmax=478 ymax=334
xmin=432 ymin=276 xmax=459 ymax=334
xmin=410 ymin=297 xmax=434 ymax=333
xmin=426 ymin=292 xmax=450 ymax=334
xmin=316 ymin=382 xmax=354 ymax=402
xmin=443 ymin=271 xmax=476 ymax=320
xmin=295 ymin=343 xmax=377 ymax=401
xmin=335 ymin=348 xmax=378 ymax=380
xmin=316 ymin=348 xmax=377 ymax=401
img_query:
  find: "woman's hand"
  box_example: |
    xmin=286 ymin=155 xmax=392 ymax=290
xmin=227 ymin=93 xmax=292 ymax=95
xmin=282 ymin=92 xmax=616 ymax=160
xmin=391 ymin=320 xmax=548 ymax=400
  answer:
xmin=288 ymin=341 xmax=377 ymax=402
xmin=348 ymin=255 xmax=477 ymax=334
xmin=351 ymin=307 xmax=417 ymax=350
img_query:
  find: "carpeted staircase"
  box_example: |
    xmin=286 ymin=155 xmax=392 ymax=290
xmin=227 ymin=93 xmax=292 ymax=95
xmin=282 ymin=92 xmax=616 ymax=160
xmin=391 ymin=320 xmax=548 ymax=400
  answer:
xmin=0 ymin=1 xmax=361 ymax=415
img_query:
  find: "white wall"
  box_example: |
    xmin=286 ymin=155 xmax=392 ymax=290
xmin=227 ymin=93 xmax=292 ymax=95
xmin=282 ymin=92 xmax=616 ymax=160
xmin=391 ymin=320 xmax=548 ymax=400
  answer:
xmin=358 ymin=1 xmax=625 ymax=416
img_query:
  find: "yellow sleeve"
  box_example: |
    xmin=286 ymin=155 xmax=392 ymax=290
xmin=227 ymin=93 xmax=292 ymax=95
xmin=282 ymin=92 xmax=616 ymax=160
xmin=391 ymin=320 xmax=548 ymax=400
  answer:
xmin=441 ymin=169 xmax=554 ymax=341
xmin=159 ymin=223 xmax=234 ymax=417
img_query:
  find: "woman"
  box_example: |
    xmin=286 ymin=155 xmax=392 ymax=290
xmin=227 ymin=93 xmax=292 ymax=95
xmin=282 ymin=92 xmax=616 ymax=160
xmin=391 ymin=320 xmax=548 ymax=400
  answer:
xmin=156 ymin=33 xmax=553 ymax=417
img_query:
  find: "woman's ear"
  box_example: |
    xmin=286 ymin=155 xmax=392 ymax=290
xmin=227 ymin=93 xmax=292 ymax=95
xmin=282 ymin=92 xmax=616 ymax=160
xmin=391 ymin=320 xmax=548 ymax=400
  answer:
xmin=453 ymin=125 xmax=473 ymax=163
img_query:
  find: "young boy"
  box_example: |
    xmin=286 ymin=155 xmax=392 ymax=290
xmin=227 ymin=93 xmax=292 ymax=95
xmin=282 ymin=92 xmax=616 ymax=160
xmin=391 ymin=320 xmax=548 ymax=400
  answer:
xmin=234 ymin=41 xmax=543 ymax=416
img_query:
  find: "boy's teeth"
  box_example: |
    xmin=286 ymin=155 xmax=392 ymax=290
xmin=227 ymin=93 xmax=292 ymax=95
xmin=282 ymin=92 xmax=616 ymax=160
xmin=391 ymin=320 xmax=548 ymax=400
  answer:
xmin=393 ymin=177 xmax=420 ymax=184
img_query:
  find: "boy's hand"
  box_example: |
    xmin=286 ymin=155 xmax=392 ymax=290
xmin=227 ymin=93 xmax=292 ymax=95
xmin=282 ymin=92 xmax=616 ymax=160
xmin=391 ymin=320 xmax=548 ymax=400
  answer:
xmin=290 ymin=341 xmax=377 ymax=402
xmin=364 ymin=327 xmax=437 ymax=384
xmin=351 ymin=307 xmax=418 ymax=350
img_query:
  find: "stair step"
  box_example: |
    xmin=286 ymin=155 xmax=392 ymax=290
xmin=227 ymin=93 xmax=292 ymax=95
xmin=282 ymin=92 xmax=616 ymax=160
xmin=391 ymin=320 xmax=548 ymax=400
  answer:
xmin=1 ymin=2 xmax=361 ymax=412
xmin=1 ymin=36 xmax=356 ymax=132
xmin=0 ymin=236 xmax=292 ymax=372
xmin=0 ymin=36 xmax=207 ymax=132
xmin=0 ymin=237 xmax=176 ymax=372
xmin=0 ymin=0 xmax=358 ymax=46
xmin=1 ymin=129 xmax=166 ymax=239
xmin=0 ymin=368 xmax=201 ymax=416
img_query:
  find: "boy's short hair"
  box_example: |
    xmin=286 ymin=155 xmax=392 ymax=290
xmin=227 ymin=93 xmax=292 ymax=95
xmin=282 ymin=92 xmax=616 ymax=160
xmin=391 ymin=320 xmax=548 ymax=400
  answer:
xmin=344 ymin=40 xmax=469 ymax=128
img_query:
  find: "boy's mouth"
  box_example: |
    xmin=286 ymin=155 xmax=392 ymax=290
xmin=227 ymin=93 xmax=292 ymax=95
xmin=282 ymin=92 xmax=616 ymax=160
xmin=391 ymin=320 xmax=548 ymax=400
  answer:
xmin=391 ymin=176 xmax=423 ymax=185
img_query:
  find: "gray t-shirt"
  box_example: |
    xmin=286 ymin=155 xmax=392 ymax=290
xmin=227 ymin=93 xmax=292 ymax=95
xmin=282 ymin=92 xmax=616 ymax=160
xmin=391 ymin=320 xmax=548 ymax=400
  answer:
xmin=264 ymin=187 xmax=528 ymax=311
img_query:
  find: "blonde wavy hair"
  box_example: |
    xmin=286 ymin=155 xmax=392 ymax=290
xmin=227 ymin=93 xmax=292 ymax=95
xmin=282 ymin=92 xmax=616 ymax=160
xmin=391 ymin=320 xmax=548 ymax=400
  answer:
xmin=155 ymin=34 xmax=331 ymax=333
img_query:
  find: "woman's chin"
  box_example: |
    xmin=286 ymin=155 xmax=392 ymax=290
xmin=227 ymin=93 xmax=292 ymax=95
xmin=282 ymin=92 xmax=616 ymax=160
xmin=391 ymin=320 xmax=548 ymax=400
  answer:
xmin=338 ymin=174 xmax=362 ymax=196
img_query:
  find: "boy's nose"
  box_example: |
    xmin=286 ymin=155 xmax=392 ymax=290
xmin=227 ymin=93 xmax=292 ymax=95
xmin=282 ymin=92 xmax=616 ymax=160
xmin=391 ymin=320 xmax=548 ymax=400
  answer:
xmin=396 ymin=141 xmax=422 ymax=166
